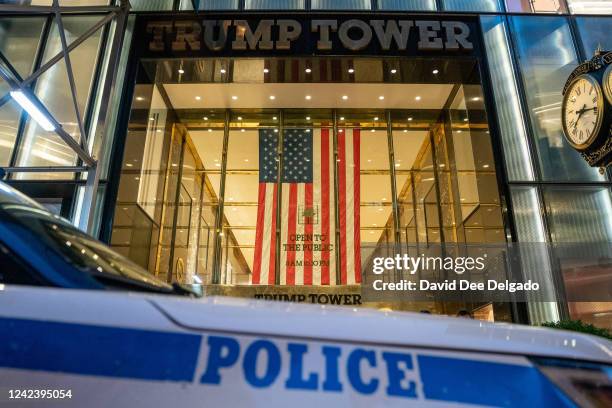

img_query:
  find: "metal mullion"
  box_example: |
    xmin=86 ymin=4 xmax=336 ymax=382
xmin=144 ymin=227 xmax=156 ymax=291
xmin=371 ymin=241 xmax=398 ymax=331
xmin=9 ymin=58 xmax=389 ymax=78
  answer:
xmin=386 ymin=110 xmax=401 ymax=281
xmin=332 ymin=109 xmax=341 ymax=286
xmin=274 ymin=109 xmax=284 ymax=286
xmin=211 ymin=109 xmax=231 ymax=285
xmin=0 ymin=5 xmax=119 ymax=13
xmin=53 ymin=0 xmax=88 ymax=149
xmin=166 ymin=133 xmax=186 ymax=284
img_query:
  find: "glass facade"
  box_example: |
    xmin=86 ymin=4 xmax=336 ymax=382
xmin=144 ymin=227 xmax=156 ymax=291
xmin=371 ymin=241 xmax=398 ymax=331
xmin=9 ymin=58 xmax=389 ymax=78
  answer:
xmin=0 ymin=1 xmax=611 ymax=328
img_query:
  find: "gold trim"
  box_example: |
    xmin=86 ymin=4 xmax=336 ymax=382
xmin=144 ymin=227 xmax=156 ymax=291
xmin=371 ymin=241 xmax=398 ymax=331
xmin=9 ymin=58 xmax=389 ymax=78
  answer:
xmin=561 ymin=74 xmax=605 ymax=151
xmin=604 ymin=64 xmax=612 ymax=106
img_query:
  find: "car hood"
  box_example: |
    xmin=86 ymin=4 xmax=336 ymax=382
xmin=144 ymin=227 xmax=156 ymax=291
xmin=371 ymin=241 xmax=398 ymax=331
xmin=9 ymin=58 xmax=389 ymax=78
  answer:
xmin=150 ymin=294 xmax=612 ymax=364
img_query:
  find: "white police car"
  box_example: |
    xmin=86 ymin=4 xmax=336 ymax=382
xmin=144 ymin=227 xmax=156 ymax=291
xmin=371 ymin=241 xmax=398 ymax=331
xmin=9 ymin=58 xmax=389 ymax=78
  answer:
xmin=0 ymin=181 xmax=610 ymax=407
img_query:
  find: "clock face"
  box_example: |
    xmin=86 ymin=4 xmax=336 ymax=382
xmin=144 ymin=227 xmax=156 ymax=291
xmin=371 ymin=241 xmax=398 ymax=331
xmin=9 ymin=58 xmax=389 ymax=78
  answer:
xmin=604 ymin=64 xmax=612 ymax=105
xmin=562 ymin=74 xmax=604 ymax=150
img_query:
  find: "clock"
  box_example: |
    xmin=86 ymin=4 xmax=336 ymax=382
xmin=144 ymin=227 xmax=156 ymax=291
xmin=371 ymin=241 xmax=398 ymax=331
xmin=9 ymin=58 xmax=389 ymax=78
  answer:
xmin=603 ymin=64 xmax=612 ymax=105
xmin=561 ymin=74 xmax=605 ymax=151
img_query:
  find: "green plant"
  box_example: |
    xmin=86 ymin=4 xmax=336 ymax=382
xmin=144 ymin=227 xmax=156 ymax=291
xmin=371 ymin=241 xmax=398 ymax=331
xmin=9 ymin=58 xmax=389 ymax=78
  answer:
xmin=542 ymin=320 xmax=612 ymax=340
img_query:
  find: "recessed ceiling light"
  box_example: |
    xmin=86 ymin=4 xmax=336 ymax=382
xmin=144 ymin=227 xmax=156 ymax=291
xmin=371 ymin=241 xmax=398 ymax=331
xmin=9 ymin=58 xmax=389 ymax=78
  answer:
xmin=136 ymin=96 xmax=144 ymax=101
xmin=340 ymin=116 xmax=345 ymax=121
xmin=483 ymin=164 xmax=490 ymax=168
xmin=390 ymin=69 xmax=397 ymax=74
xmin=370 ymin=129 xmax=375 ymax=132
xmin=395 ymin=163 xmax=400 ymax=167
xmin=269 ymin=95 xmax=276 ymax=100
xmin=378 ymin=96 xmax=384 ymax=100
xmin=339 ymin=129 xmax=344 ymax=133
xmin=408 ymin=117 xmax=413 ymax=121
xmin=274 ymin=129 xmax=278 ymax=133
xmin=472 ymin=97 xmax=480 ymax=101
xmin=220 ymin=68 xmax=226 ymax=74
xmin=178 ymin=68 xmax=184 ymax=74
xmin=457 ymin=130 xmax=463 ymax=133
xmin=241 ymin=129 xmax=245 ymax=132
xmin=306 ymin=129 xmax=311 ymax=133
xmin=273 ymin=116 xmax=278 ymax=120
xmin=348 ymin=68 xmax=354 ymax=73
xmin=149 ymin=117 xmax=154 ymax=121
xmin=208 ymin=129 xmax=212 ymax=132
xmin=403 ymin=129 xmax=408 ymax=133
xmin=374 ymin=117 xmax=379 ymax=121
xmin=464 ymin=118 xmax=468 ymax=122
xmin=305 ymin=95 xmax=312 ymax=100
xmin=432 ymin=69 xmax=439 ymax=74
xmin=244 ymin=159 xmax=249 ymax=162
xmin=305 ymin=68 xmax=312 ymax=73
xmin=237 ymin=116 xmax=243 ymax=120
xmin=342 ymin=95 xmax=348 ymax=100
xmin=263 ymin=68 xmax=269 ymax=73
xmin=415 ymin=96 xmax=421 ymax=101
xmin=232 ymin=95 xmax=238 ymax=100
xmin=306 ymin=116 xmax=311 ymax=120
xmin=203 ymin=116 xmax=208 ymax=120
xmin=195 ymin=96 xmax=201 ymax=101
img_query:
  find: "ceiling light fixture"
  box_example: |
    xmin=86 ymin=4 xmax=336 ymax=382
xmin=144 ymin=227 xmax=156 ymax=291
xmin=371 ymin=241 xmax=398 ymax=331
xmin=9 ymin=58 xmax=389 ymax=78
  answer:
xmin=374 ymin=117 xmax=379 ymax=121
xmin=10 ymin=91 xmax=55 ymax=131
xmin=342 ymin=95 xmax=348 ymax=100
xmin=263 ymin=68 xmax=269 ymax=73
xmin=220 ymin=68 xmax=226 ymax=74
xmin=348 ymin=68 xmax=355 ymax=74
xmin=305 ymin=68 xmax=312 ymax=73
xmin=178 ymin=68 xmax=184 ymax=74
xmin=273 ymin=116 xmax=278 ymax=120
xmin=269 ymin=95 xmax=276 ymax=100
xmin=415 ymin=96 xmax=421 ymax=101
xmin=306 ymin=116 xmax=311 ymax=120
xmin=195 ymin=96 xmax=201 ymax=101
xmin=340 ymin=116 xmax=345 ymax=121
xmin=203 ymin=116 xmax=208 ymax=120
xmin=432 ymin=69 xmax=439 ymax=74
xmin=408 ymin=117 xmax=413 ymax=121
xmin=231 ymin=95 xmax=238 ymax=100
xmin=237 ymin=116 xmax=243 ymax=120
xmin=472 ymin=97 xmax=481 ymax=101
xmin=305 ymin=95 xmax=312 ymax=100
xmin=378 ymin=96 xmax=384 ymax=100
xmin=390 ymin=69 xmax=397 ymax=74
xmin=135 ymin=96 xmax=144 ymax=101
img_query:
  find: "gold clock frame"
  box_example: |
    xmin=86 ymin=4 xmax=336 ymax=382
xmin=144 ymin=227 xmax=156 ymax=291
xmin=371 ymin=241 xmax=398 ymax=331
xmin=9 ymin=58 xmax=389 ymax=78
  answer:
xmin=603 ymin=64 xmax=612 ymax=106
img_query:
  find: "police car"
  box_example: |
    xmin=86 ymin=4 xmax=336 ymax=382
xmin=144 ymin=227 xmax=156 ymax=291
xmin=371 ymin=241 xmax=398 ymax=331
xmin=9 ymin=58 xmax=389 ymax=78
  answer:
xmin=0 ymin=181 xmax=610 ymax=407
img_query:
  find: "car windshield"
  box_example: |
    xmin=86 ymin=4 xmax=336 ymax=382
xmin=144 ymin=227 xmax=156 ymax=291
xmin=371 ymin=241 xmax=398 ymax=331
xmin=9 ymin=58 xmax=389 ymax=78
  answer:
xmin=1 ymin=204 xmax=172 ymax=291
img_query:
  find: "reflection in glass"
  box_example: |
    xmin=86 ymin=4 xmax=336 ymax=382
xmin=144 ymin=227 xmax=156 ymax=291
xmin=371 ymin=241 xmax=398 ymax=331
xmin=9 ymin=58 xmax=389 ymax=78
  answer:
xmin=510 ymin=16 xmax=603 ymax=182
xmin=567 ymin=0 xmax=612 ymax=14
xmin=575 ymin=17 xmax=612 ymax=58
xmin=311 ymin=0 xmax=371 ymax=9
xmin=443 ymin=0 xmax=502 ymax=11
xmin=245 ymin=0 xmax=304 ymax=9
xmin=505 ymin=0 xmax=566 ymax=12
xmin=378 ymin=0 xmax=436 ymax=10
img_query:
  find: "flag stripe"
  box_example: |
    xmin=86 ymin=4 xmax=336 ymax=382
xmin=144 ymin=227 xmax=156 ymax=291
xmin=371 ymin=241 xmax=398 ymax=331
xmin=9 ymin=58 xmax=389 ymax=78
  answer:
xmin=320 ymin=128 xmax=331 ymax=285
xmin=304 ymin=183 xmax=314 ymax=285
xmin=338 ymin=130 xmax=347 ymax=285
xmin=268 ymin=184 xmax=278 ymax=285
xmin=252 ymin=183 xmax=267 ymax=283
xmin=286 ymin=183 xmax=298 ymax=285
xmin=353 ymin=129 xmax=362 ymax=283
xmin=345 ymin=131 xmax=355 ymax=285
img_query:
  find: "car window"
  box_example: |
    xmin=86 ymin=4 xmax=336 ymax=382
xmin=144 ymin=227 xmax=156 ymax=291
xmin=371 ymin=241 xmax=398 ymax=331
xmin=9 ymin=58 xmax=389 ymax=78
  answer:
xmin=0 ymin=242 xmax=42 ymax=285
xmin=0 ymin=204 xmax=172 ymax=291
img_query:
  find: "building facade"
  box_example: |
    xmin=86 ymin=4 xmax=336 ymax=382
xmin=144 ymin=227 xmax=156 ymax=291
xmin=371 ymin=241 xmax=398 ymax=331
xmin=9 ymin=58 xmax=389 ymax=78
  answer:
xmin=1 ymin=0 xmax=611 ymax=328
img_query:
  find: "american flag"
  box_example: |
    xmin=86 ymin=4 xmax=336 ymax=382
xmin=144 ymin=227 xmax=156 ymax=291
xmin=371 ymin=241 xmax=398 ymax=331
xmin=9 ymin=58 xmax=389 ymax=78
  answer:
xmin=252 ymin=128 xmax=361 ymax=286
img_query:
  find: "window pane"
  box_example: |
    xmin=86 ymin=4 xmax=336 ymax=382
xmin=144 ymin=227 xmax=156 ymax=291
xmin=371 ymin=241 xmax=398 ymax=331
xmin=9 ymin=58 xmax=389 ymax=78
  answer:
xmin=568 ymin=0 xmax=612 ymax=14
xmin=0 ymin=17 xmax=44 ymax=80
xmin=311 ymin=0 xmax=371 ymax=9
xmin=576 ymin=17 xmax=612 ymax=58
xmin=481 ymin=16 xmax=534 ymax=181
xmin=443 ymin=0 xmax=503 ymax=11
xmin=191 ymin=0 xmax=240 ymax=10
xmin=510 ymin=16 xmax=603 ymax=182
xmin=129 ymin=0 xmax=175 ymax=10
xmin=15 ymin=16 xmax=103 ymax=179
xmin=0 ymin=100 xmax=20 ymax=166
xmin=505 ymin=0 xmax=567 ymax=13
xmin=510 ymin=186 xmax=559 ymax=325
xmin=378 ymin=0 xmax=437 ymax=10
xmin=245 ymin=0 xmax=305 ymax=9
